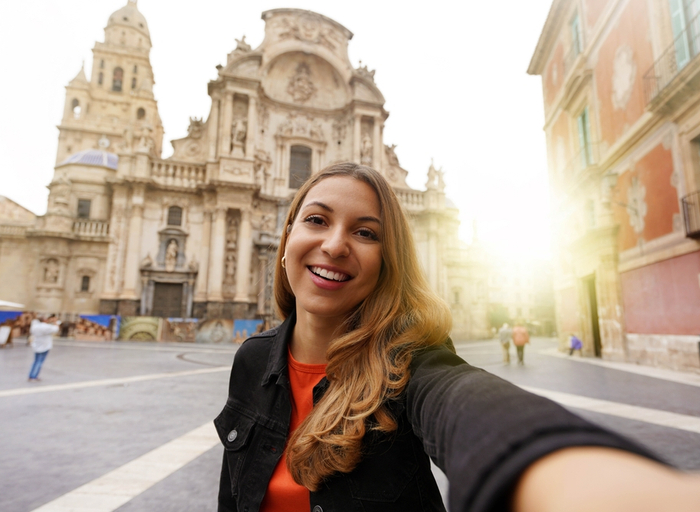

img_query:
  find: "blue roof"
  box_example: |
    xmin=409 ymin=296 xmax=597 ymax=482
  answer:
xmin=58 ymin=150 xmax=118 ymax=170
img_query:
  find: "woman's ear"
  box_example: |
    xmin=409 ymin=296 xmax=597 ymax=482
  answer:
xmin=286 ymin=224 xmax=292 ymax=234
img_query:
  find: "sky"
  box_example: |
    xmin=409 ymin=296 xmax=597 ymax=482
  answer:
xmin=0 ymin=0 xmax=554 ymax=259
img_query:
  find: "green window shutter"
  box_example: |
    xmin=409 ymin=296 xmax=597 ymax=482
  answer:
xmin=670 ymin=0 xmax=690 ymax=68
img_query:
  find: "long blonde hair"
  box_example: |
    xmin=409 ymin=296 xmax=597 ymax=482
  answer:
xmin=274 ymin=162 xmax=452 ymax=490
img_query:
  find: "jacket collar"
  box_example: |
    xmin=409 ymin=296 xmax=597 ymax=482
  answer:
xmin=261 ymin=309 xmax=296 ymax=386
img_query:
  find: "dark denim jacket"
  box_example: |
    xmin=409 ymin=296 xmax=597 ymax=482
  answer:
xmin=215 ymin=314 xmax=657 ymax=512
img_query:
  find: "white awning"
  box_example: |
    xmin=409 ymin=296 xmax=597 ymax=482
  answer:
xmin=0 ymin=300 xmax=25 ymax=310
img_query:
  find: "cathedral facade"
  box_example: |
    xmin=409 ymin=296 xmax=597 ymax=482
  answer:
xmin=0 ymin=2 xmax=489 ymax=339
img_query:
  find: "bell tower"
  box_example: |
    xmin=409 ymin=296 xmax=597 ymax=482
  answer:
xmin=56 ymin=0 xmax=163 ymax=164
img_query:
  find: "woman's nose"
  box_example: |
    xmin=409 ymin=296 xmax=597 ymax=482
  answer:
xmin=321 ymin=227 xmax=350 ymax=258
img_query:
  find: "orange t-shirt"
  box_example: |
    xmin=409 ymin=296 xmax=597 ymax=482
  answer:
xmin=260 ymin=349 xmax=326 ymax=512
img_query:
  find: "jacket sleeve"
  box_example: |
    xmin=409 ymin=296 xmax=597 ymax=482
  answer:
xmin=218 ymin=450 xmax=237 ymax=512
xmin=405 ymin=345 xmax=662 ymax=512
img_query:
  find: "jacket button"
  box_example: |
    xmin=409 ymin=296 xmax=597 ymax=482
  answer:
xmin=312 ymin=506 xmax=323 ymax=512
xmin=227 ymin=429 xmax=238 ymax=442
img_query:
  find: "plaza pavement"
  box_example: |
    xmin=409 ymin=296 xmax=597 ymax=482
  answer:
xmin=1 ymin=336 xmax=699 ymax=511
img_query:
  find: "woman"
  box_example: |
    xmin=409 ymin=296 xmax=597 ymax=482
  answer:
xmin=216 ymin=163 xmax=700 ymax=512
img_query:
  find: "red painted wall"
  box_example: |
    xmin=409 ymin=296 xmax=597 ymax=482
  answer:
xmin=544 ymin=43 xmax=565 ymax=108
xmin=595 ymin=0 xmax=654 ymax=148
xmin=585 ymin=0 xmax=611 ymax=30
xmin=613 ymin=141 xmax=679 ymax=251
xmin=621 ymin=250 xmax=700 ymax=334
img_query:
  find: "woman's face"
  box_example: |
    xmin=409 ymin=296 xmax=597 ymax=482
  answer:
xmin=285 ymin=176 xmax=383 ymax=324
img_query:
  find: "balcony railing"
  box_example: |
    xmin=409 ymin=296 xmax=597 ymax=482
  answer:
xmin=560 ymin=141 xmax=600 ymax=178
xmin=681 ymin=191 xmax=700 ymax=238
xmin=644 ymin=12 xmax=700 ymax=104
xmin=73 ymin=220 xmax=109 ymax=237
xmin=151 ymin=160 xmax=206 ymax=188
xmin=396 ymin=189 xmax=424 ymax=210
xmin=0 ymin=225 xmax=28 ymax=237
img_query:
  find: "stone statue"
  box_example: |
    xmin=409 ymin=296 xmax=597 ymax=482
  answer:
xmin=235 ymin=35 xmax=252 ymax=52
xmin=231 ymin=118 xmax=247 ymax=155
xmin=437 ymin=168 xmax=446 ymax=192
xmin=426 ymin=161 xmax=438 ymax=190
xmin=187 ymin=117 xmax=204 ymax=139
xmin=165 ymin=240 xmax=178 ymax=272
xmin=140 ymin=253 xmax=153 ymax=269
xmin=225 ymin=253 xmax=236 ymax=277
xmin=44 ymin=259 xmax=59 ymax=284
xmin=361 ymin=134 xmax=373 ymax=165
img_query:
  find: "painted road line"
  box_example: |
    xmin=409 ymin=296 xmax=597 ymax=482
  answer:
xmin=538 ymin=347 xmax=700 ymax=388
xmin=29 ymin=422 xmax=220 ymax=512
xmin=0 ymin=366 xmax=229 ymax=398
xmin=522 ymin=385 xmax=700 ymax=435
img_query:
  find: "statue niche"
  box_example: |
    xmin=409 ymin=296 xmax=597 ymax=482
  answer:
xmin=230 ymin=95 xmax=249 ymax=157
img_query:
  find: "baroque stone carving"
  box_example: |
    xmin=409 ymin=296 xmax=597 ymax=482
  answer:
xmin=165 ymin=240 xmax=178 ymax=272
xmin=626 ymin=176 xmax=647 ymax=235
xmin=231 ymin=117 xmax=247 ymax=155
xmin=225 ymin=212 xmax=239 ymax=280
xmin=234 ymin=35 xmax=252 ymax=53
xmin=140 ymin=253 xmax=153 ymax=269
xmin=287 ymin=63 xmax=317 ymax=103
xmin=44 ymin=259 xmax=60 ymax=284
xmin=275 ymin=14 xmax=343 ymax=53
xmin=612 ymin=45 xmax=636 ymax=111
xmin=276 ymin=114 xmax=324 ymax=141
xmin=385 ymin=144 xmax=399 ymax=166
xmin=187 ymin=117 xmax=204 ymax=139
xmin=360 ymin=134 xmax=373 ymax=165
xmin=356 ymin=61 xmax=376 ymax=82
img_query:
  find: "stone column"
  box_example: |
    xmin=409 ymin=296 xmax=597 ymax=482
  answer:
xmin=234 ymin=209 xmax=253 ymax=302
xmin=195 ymin=208 xmax=212 ymax=301
xmin=121 ymin=185 xmax=145 ymax=299
xmin=207 ymin=96 xmax=220 ymax=160
xmin=372 ymin=117 xmax=382 ymax=168
xmin=353 ymin=114 xmax=362 ymax=163
xmin=246 ymin=96 xmax=257 ymax=158
xmin=257 ymin=248 xmax=268 ymax=315
xmin=219 ymin=93 xmax=233 ymax=157
xmin=208 ymin=207 xmax=227 ymax=302
xmin=103 ymin=186 xmax=128 ymax=298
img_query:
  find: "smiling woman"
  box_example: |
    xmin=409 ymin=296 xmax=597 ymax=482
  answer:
xmin=215 ymin=163 xmax=700 ymax=512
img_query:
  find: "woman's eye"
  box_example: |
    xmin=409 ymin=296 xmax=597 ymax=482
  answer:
xmin=303 ymin=215 xmax=325 ymax=226
xmin=357 ymin=228 xmax=379 ymax=241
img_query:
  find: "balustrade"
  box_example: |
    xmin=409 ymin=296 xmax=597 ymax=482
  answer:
xmin=72 ymin=220 xmax=110 ymax=237
xmin=151 ymin=161 xmax=206 ymax=188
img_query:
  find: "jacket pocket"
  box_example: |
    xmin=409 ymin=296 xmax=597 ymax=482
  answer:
xmin=214 ymin=404 xmax=256 ymax=496
xmin=347 ymin=454 xmax=419 ymax=503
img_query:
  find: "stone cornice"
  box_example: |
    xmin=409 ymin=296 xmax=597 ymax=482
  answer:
xmin=528 ymin=0 xmax=571 ymax=75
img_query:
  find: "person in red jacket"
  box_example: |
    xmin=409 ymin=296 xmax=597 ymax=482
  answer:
xmin=512 ymin=322 xmax=530 ymax=365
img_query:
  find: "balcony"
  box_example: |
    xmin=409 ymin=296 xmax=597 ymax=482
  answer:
xmin=396 ymin=189 xmax=424 ymax=211
xmin=72 ymin=220 xmax=109 ymax=237
xmin=644 ymin=13 xmax=700 ymax=108
xmin=681 ymin=191 xmax=700 ymax=238
xmin=151 ymin=160 xmax=206 ymax=188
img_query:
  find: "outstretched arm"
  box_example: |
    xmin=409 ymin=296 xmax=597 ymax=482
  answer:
xmin=513 ymin=447 xmax=700 ymax=512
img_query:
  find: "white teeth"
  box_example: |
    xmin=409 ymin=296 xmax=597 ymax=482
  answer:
xmin=310 ymin=266 xmax=349 ymax=282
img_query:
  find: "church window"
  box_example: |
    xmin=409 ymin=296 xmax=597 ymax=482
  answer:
xmin=100 ymin=59 xmax=104 ymax=69
xmin=112 ymin=67 xmax=123 ymax=92
xmin=167 ymin=206 xmax=183 ymax=226
xmin=137 ymin=107 xmax=146 ymax=120
xmin=131 ymin=77 xmax=137 ymax=89
xmin=80 ymin=276 xmax=90 ymax=292
xmin=133 ymin=65 xmax=138 ymax=73
xmin=77 ymin=199 xmax=91 ymax=219
xmin=289 ymin=145 xmax=312 ymax=189
xmin=98 ymin=72 xmax=103 ymax=85
xmin=71 ymin=99 xmax=81 ymax=119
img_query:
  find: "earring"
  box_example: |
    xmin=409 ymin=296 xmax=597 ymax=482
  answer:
xmin=281 ymin=256 xmax=286 ymax=269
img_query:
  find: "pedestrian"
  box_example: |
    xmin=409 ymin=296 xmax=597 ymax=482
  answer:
xmin=512 ymin=322 xmax=530 ymax=365
xmin=498 ymin=322 xmax=512 ymax=363
xmin=569 ymin=333 xmax=582 ymax=356
xmin=28 ymin=316 xmax=60 ymax=381
xmin=215 ymin=163 xmax=700 ymax=512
